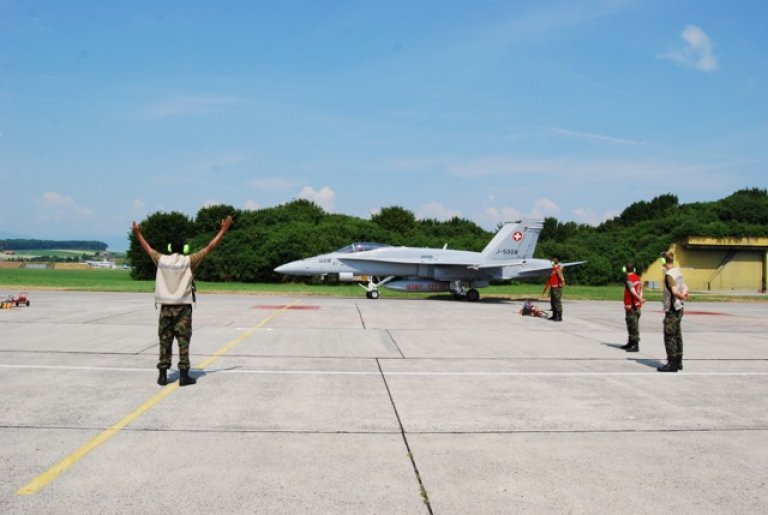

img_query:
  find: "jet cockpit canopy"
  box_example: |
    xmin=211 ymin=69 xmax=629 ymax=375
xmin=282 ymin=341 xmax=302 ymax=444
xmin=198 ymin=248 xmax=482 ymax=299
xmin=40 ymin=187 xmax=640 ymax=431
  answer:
xmin=335 ymin=242 xmax=391 ymax=253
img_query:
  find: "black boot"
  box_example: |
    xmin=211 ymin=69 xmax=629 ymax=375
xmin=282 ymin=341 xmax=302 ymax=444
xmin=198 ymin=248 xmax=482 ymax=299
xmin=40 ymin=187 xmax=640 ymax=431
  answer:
xmin=157 ymin=369 xmax=168 ymax=386
xmin=657 ymin=358 xmax=678 ymax=372
xmin=677 ymin=356 xmax=683 ymax=371
xmin=620 ymin=342 xmax=632 ymax=350
xmin=179 ymin=369 xmax=197 ymax=386
xmin=625 ymin=343 xmax=639 ymax=353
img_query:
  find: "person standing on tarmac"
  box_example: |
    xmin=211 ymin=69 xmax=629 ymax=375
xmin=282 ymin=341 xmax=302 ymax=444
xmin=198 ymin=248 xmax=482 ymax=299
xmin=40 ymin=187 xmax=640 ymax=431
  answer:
xmin=658 ymin=251 xmax=688 ymax=372
xmin=620 ymin=262 xmax=644 ymax=352
xmin=542 ymin=257 xmax=565 ymax=321
xmin=132 ymin=215 xmax=233 ymax=386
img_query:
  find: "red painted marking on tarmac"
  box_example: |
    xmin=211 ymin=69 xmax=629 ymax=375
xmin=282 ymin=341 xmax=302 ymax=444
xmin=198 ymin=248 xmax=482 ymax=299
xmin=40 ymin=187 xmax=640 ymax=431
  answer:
xmin=653 ymin=310 xmax=731 ymax=316
xmin=252 ymin=305 xmax=320 ymax=310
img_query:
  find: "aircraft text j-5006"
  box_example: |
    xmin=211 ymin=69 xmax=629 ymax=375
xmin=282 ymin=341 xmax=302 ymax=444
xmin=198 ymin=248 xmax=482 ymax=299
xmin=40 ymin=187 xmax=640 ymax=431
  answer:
xmin=496 ymin=249 xmax=520 ymax=256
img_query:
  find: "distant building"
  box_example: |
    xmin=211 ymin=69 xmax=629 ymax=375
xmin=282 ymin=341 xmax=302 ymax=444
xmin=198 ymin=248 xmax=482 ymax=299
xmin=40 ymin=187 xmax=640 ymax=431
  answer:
xmin=642 ymin=236 xmax=768 ymax=293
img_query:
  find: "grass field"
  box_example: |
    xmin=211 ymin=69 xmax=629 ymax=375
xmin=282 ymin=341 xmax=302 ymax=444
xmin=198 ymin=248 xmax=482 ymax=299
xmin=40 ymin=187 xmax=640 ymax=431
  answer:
xmin=3 ymin=267 xmax=763 ymax=303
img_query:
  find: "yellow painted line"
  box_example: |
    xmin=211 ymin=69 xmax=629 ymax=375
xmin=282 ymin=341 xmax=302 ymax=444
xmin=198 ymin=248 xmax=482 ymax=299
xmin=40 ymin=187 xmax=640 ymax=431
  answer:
xmin=16 ymin=384 xmax=179 ymax=495
xmin=16 ymin=300 xmax=300 ymax=495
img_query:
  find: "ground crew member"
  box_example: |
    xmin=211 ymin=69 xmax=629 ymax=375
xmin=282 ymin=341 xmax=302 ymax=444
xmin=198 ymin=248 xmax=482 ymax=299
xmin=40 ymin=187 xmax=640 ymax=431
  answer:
xmin=658 ymin=251 xmax=688 ymax=372
xmin=542 ymin=257 xmax=565 ymax=321
xmin=132 ymin=215 xmax=233 ymax=386
xmin=621 ymin=262 xmax=644 ymax=352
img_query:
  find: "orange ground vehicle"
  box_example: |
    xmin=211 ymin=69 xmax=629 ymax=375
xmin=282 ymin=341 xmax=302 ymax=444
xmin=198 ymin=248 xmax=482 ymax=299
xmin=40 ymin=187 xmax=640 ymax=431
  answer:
xmin=8 ymin=292 xmax=31 ymax=307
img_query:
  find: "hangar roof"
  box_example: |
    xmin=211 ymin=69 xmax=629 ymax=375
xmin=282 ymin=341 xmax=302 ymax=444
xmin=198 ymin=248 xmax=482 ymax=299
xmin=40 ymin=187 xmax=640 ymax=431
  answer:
xmin=685 ymin=236 xmax=768 ymax=249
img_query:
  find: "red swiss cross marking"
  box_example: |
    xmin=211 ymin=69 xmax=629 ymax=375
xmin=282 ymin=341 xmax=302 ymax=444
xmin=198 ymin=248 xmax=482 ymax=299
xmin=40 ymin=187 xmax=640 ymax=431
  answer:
xmin=512 ymin=231 xmax=523 ymax=241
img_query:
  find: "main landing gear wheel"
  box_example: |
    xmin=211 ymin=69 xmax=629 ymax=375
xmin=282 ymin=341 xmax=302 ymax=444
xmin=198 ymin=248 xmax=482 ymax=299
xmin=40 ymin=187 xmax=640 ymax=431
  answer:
xmin=366 ymin=290 xmax=380 ymax=299
xmin=466 ymin=289 xmax=480 ymax=302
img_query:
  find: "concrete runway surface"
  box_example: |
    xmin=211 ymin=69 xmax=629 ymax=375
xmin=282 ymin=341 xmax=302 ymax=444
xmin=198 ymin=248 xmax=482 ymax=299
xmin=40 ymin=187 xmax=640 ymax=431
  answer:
xmin=1 ymin=290 xmax=767 ymax=514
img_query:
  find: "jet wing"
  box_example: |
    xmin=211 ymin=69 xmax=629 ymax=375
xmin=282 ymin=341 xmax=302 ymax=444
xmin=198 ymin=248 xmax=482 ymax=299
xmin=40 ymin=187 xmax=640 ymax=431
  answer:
xmin=469 ymin=261 xmax=525 ymax=270
xmin=513 ymin=260 xmax=588 ymax=278
xmin=472 ymin=259 xmax=586 ymax=270
xmin=560 ymin=260 xmax=587 ymax=268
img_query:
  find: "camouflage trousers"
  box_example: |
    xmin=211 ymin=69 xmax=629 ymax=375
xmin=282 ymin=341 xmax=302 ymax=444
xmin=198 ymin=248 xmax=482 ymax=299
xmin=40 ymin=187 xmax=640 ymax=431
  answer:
xmin=625 ymin=308 xmax=641 ymax=345
xmin=663 ymin=309 xmax=684 ymax=358
xmin=158 ymin=304 xmax=193 ymax=371
xmin=550 ymin=287 xmax=563 ymax=319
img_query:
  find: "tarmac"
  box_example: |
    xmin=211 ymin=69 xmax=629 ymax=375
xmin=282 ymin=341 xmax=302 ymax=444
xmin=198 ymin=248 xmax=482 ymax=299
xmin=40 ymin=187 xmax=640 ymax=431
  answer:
xmin=1 ymin=290 xmax=767 ymax=514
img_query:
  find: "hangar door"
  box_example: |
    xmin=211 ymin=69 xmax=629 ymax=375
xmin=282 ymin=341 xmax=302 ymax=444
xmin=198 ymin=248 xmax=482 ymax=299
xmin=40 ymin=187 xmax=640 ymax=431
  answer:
xmin=686 ymin=250 xmax=764 ymax=292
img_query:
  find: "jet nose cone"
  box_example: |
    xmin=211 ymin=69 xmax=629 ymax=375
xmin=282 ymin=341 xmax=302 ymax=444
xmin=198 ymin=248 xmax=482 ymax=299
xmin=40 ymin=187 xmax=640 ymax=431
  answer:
xmin=275 ymin=260 xmax=305 ymax=275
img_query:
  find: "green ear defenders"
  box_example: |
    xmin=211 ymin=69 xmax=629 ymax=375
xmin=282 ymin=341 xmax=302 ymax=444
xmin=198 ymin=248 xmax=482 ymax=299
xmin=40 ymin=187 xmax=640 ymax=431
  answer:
xmin=167 ymin=243 xmax=191 ymax=254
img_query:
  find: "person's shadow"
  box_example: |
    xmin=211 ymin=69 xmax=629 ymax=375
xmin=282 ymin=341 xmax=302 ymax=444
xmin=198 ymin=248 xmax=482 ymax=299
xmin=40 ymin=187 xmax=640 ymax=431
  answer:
xmin=169 ymin=365 xmax=241 ymax=384
xmin=632 ymin=358 xmax=666 ymax=370
xmin=602 ymin=343 xmax=664 ymax=369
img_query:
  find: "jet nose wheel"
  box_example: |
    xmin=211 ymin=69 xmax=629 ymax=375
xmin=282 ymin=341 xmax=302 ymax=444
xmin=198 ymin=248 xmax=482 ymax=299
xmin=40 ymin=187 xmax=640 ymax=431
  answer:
xmin=366 ymin=290 xmax=380 ymax=299
xmin=466 ymin=289 xmax=480 ymax=302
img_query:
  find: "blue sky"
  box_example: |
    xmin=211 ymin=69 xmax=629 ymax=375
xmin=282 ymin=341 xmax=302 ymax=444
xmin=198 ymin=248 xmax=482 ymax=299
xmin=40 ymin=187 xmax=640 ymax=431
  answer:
xmin=2 ymin=0 xmax=766 ymax=250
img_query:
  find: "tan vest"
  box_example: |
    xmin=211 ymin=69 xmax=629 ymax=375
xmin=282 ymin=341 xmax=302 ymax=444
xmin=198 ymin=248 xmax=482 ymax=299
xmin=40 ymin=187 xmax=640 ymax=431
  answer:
xmin=155 ymin=254 xmax=194 ymax=305
xmin=663 ymin=266 xmax=685 ymax=312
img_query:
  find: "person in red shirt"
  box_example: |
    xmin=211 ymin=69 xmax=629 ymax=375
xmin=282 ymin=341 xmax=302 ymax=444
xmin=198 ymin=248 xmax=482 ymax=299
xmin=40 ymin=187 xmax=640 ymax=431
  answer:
xmin=620 ymin=262 xmax=644 ymax=352
xmin=542 ymin=258 xmax=565 ymax=321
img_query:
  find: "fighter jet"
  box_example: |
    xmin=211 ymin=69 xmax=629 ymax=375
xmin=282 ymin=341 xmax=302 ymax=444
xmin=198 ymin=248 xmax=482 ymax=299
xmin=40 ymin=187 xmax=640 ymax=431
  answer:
xmin=275 ymin=219 xmax=584 ymax=301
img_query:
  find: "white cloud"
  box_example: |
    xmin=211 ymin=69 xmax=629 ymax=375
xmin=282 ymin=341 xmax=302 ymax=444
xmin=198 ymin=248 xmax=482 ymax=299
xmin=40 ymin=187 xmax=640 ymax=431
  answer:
xmin=202 ymin=199 xmax=221 ymax=208
xmin=531 ymin=198 xmax=560 ymax=218
xmin=478 ymin=198 xmax=559 ymax=228
xmin=482 ymin=206 xmax=525 ymax=225
xmin=298 ymin=186 xmax=336 ymax=212
xmin=416 ymin=201 xmax=462 ymax=221
xmin=660 ymin=25 xmax=718 ymax=72
xmin=571 ymin=207 xmax=622 ymax=226
xmin=244 ymin=200 xmax=261 ymax=211
xmin=40 ymin=192 xmax=93 ymax=219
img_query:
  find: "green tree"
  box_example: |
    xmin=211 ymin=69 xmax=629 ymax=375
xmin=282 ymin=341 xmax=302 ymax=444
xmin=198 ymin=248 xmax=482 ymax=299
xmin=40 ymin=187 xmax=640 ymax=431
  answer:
xmin=718 ymin=188 xmax=768 ymax=224
xmin=126 ymin=188 xmax=768 ymax=286
xmin=128 ymin=211 xmax=195 ymax=280
xmin=195 ymin=204 xmax=238 ymax=233
xmin=617 ymin=193 xmax=678 ymax=225
xmin=371 ymin=206 xmax=416 ymax=238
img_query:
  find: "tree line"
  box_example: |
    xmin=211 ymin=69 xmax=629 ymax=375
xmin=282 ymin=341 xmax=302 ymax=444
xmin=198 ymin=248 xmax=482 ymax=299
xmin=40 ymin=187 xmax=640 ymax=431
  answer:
xmin=0 ymin=240 xmax=108 ymax=251
xmin=127 ymin=188 xmax=768 ymax=286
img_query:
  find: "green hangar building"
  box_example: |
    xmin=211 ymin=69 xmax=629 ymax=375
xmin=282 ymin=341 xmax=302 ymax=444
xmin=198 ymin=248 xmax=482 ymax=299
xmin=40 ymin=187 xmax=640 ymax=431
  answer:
xmin=641 ymin=236 xmax=768 ymax=294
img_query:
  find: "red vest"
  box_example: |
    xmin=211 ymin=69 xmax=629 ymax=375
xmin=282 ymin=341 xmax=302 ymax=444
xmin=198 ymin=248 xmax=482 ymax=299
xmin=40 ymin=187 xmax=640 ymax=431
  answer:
xmin=548 ymin=265 xmax=564 ymax=288
xmin=624 ymin=272 xmax=642 ymax=310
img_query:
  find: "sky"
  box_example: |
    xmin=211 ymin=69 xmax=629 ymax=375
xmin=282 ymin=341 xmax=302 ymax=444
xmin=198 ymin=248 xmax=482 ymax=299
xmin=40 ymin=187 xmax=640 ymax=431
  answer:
xmin=1 ymin=0 xmax=766 ymax=250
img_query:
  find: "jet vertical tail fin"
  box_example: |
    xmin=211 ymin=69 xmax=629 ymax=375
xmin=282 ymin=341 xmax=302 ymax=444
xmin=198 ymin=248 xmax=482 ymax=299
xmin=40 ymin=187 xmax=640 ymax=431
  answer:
xmin=480 ymin=219 xmax=544 ymax=262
